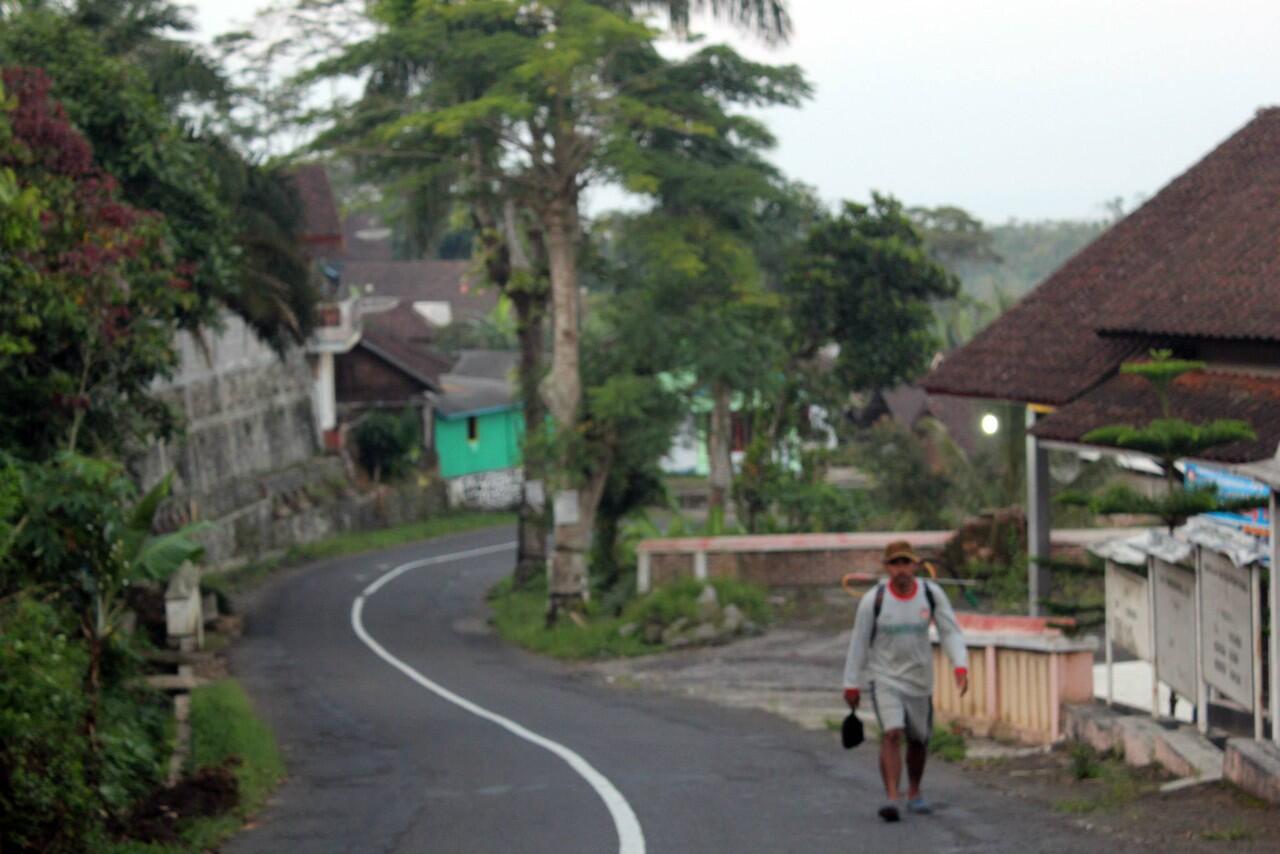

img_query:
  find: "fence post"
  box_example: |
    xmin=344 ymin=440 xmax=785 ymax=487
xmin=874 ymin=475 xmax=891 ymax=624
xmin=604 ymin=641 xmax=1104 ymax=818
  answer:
xmin=1252 ymin=561 xmax=1265 ymax=741
xmin=1271 ymin=493 xmax=1279 ymax=746
xmin=694 ymin=550 xmax=708 ymax=581
xmin=1195 ymin=546 xmax=1210 ymax=735
xmin=637 ymin=551 xmax=651 ymax=594
xmin=985 ymin=645 xmax=998 ymax=721
xmin=1148 ymin=556 xmax=1159 ymax=718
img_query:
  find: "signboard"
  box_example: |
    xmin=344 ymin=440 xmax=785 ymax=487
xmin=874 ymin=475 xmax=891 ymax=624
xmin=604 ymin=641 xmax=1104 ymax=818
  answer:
xmin=1184 ymin=462 xmax=1271 ymax=536
xmin=524 ymin=479 xmax=545 ymax=511
xmin=1152 ymin=559 xmax=1197 ymax=699
xmin=1199 ymin=549 xmax=1255 ymax=709
xmin=553 ymin=489 xmax=580 ymax=525
xmin=1106 ymin=561 xmax=1151 ymax=660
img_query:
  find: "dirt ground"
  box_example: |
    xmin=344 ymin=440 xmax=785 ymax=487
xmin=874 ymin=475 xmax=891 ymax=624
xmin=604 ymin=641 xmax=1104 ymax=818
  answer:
xmin=963 ymin=748 xmax=1280 ymax=852
xmin=587 ymin=588 xmax=1280 ymax=849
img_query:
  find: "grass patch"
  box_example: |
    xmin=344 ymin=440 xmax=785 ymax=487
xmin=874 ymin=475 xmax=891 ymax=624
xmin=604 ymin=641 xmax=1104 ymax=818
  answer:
xmin=488 ymin=575 xmax=772 ymax=660
xmin=203 ymin=512 xmax=516 ymax=595
xmin=1201 ymin=824 xmax=1253 ymax=842
xmin=929 ymin=726 xmax=967 ymax=762
xmin=489 ymin=576 xmax=652 ymax=659
xmin=178 ymin=679 xmax=285 ymax=850
xmin=106 ymin=679 xmax=284 ymax=853
xmin=1052 ymin=747 xmax=1148 ymax=814
xmin=1069 ymin=743 xmax=1105 ymax=779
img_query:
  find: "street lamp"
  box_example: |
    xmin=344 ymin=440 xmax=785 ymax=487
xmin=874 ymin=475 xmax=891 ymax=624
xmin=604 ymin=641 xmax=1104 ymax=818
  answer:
xmin=981 ymin=413 xmax=1000 ymax=435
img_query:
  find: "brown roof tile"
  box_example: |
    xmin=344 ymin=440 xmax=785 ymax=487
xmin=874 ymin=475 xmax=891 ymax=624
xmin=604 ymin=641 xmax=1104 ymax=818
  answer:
xmin=342 ymin=260 xmax=496 ymax=320
xmin=358 ymin=302 xmax=452 ymax=391
xmin=1029 ymin=370 xmax=1280 ymax=463
xmin=289 ymin=164 xmax=342 ymax=254
xmin=342 ymin=211 xmax=395 ymax=262
xmin=925 ymin=109 xmax=1280 ymax=405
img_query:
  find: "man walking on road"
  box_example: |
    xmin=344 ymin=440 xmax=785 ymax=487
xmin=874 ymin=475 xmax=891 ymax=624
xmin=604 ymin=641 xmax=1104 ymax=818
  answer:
xmin=842 ymin=540 xmax=968 ymax=823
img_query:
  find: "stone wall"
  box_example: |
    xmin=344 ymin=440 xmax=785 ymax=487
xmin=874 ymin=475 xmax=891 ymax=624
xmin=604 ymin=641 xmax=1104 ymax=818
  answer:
xmin=640 ymin=529 xmax=1137 ymax=592
xmin=121 ymin=316 xmax=462 ymax=569
xmin=648 ymin=543 xmax=938 ymax=589
xmin=446 ymin=467 xmax=523 ymax=511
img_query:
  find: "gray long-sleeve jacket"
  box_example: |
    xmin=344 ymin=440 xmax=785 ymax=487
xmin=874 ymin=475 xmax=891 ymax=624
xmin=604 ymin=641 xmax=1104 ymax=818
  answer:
xmin=842 ymin=578 xmax=968 ymax=698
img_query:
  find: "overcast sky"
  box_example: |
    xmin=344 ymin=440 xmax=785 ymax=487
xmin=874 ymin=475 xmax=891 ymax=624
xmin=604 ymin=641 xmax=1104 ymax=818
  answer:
xmin=192 ymin=0 xmax=1280 ymax=223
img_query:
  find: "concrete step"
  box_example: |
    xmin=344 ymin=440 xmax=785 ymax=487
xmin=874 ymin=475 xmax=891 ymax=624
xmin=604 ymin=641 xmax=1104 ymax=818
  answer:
xmin=1224 ymin=738 xmax=1280 ymax=804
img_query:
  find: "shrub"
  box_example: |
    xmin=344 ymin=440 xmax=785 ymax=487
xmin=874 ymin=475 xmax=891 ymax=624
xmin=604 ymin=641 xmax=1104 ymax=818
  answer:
xmin=620 ymin=577 xmax=771 ymax=629
xmin=0 ymin=596 xmax=99 ymax=853
xmin=352 ymin=409 xmax=421 ymax=481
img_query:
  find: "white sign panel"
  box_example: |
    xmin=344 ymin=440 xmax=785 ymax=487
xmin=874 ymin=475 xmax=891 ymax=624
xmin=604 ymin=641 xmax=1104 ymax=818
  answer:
xmin=1106 ymin=561 xmax=1151 ymax=660
xmin=1199 ymin=549 xmax=1255 ymax=709
xmin=1152 ymin=559 xmax=1197 ymax=700
xmin=553 ymin=490 xmax=580 ymax=525
xmin=524 ymin=479 xmax=546 ymax=511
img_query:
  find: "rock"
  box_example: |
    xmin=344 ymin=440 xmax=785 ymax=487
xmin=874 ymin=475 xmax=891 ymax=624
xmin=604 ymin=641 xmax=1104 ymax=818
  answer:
xmin=742 ymin=620 xmax=763 ymax=637
xmin=618 ymin=622 xmax=638 ymax=639
xmin=642 ymin=622 xmax=664 ymax=644
xmin=722 ymin=604 xmax=745 ymax=633
xmin=696 ymin=585 xmax=721 ymax=622
xmin=661 ymin=617 xmax=691 ymax=645
xmin=667 ymin=636 xmax=691 ymax=650
xmin=691 ymin=623 xmax=719 ymax=644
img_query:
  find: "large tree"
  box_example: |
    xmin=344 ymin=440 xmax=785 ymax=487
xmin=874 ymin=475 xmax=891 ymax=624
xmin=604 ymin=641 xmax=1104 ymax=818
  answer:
xmin=299 ymin=0 xmax=805 ymax=616
xmin=0 ymin=66 xmax=186 ymax=456
xmin=0 ymin=5 xmax=316 ymax=351
xmin=784 ymin=193 xmax=959 ymax=392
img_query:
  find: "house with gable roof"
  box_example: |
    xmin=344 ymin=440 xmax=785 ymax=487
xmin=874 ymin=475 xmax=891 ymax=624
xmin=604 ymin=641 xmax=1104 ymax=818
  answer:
xmin=925 ymin=108 xmax=1280 ymax=580
xmin=923 ymin=109 xmax=1280 ymax=756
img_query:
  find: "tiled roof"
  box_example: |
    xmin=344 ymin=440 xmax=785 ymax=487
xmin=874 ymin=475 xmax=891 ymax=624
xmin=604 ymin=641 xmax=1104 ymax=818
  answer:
xmin=358 ymin=302 xmax=451 ymax=391
xmin=434 ymin=376 xmax=516 ymax=417
xmin=342 ymin=211 xmax=394 ymax=262
xmin=1029 ymin=370 xmax=1280 ymax=464
xmin=1096 ymin=110 xmax=1280 ymax=341
xmin=342 ymin=260 xmax=496 ymax=320
xmin=924 ymin=108 xmax=1280 ymax=406
xmin=450 ymin=350 xmax=517 ymax=383
xmin=434 ymin=350 xmax=519 ymax=417
xmin=289 ymin=164 xmax=342 ymax=253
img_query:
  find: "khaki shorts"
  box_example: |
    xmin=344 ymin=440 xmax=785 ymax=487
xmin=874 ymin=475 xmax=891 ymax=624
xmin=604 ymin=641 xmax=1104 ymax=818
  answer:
xmin=868 ymin=683 xmax=932 ymax=745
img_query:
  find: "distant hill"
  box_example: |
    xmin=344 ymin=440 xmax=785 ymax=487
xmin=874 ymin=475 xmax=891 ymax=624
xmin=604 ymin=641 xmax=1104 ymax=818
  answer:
xmin=958 ymin=219 xmax=1109 ymax=303
xmin=926 ymin=216 xmax=1110 ymax=350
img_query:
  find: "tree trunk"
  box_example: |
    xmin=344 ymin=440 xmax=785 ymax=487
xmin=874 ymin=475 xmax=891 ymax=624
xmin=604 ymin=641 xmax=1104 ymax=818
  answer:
xmin=513 ymin=288 xmax=548 ymax=587
xmin=545 ymin=463 xmax=610 ymax=625
xmin=707 ymin=381 xmax=733 ymax=518
xmin=539 ymin=197 xmax=588 ymax=618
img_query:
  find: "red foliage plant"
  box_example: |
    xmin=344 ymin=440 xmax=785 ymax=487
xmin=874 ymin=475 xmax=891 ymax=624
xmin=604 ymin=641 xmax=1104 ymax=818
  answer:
xmin=2 ymin=67 xmax=94 ymax=177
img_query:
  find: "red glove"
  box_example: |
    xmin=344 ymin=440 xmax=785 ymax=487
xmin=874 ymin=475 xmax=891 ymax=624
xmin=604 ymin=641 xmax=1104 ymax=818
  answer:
xmin=843 ymin=688 xmax=860 ymax=709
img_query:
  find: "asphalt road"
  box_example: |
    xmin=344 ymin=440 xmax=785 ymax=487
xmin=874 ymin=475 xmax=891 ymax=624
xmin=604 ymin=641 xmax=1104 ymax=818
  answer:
xmin=227 ymin=526 xmax=1100 ymax=853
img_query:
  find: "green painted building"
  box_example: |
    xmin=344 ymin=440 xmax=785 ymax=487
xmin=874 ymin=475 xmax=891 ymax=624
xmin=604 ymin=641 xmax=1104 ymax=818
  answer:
xmin=435 ymin=403 xmax=523 ymax=477
xmin=433 ymin=351 xmax=524 ymax=479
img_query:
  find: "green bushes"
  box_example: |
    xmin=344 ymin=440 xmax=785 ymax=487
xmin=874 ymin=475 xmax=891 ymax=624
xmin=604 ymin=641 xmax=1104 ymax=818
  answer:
xmin=620 ymin=577 xmax=770 ymax=628
xmin=352 ymin=409 xmax=422 ymax=481
xmin=0 ymin=596 xmax=99 ymax=852
xmin=488 ymin=574 xmax=773 ymax=660
xmin=0 ymin=596 xmax=171 ymax=852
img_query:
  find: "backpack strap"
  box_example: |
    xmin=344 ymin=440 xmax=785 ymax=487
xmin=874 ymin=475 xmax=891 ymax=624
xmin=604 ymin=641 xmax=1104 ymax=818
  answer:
xmin=869 ymin=582 xmax=887 ymax=647
xmin=871 ymin=580 xmax=937 ymax=647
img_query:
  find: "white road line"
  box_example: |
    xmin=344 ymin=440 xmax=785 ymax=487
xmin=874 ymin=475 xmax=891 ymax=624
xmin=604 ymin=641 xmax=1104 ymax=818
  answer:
xmin=350 ymin=543 xmax=646 ymax=854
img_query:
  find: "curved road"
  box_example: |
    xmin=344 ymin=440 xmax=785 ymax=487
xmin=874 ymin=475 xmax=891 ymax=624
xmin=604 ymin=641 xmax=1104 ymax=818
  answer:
xmin=228 ymin=526 xmax=1094 ymax=852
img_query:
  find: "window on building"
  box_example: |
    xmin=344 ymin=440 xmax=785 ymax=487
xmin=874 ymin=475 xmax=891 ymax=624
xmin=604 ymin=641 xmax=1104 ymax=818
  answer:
xmin=467 ymin=416 xmax=479 ymax=442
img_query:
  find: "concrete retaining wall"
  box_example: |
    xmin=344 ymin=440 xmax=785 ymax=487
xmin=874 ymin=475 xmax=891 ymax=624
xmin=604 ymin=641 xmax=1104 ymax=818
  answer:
xmin=127 ymin=315 xmax=448 ymax=569
xmin=1225 ymin=739 xmax=1280 ymax=803
xmin=637 ymin=529 xmax=1139 ymax=592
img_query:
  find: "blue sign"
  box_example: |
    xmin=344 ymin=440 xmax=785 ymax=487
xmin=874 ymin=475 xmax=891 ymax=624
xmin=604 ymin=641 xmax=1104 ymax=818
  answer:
xmin=1184 ymin=462 xmax=1270 ymax=536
